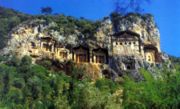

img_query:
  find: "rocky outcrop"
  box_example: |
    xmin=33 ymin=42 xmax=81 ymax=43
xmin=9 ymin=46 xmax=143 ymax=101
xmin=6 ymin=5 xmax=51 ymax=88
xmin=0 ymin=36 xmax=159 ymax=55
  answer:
xmin=97 ymin=13 xmax=160 ymax=50
xmin=1 ymin=19 xmax=82 ymax=57
xmin=108 ymin=56 xmax=144 ymax=80
xmin=0 ymin=13 xmax=165 ymax=80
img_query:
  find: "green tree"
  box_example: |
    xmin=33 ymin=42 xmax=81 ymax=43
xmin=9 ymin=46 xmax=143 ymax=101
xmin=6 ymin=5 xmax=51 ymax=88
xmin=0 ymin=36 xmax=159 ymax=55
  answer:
xmin=17 ymin=56 xmax=32 ymax=82
xmin=41 ymin=7 xmax=53 ymax=15
xmin=114 ymin=0 xmax=151 ymax=13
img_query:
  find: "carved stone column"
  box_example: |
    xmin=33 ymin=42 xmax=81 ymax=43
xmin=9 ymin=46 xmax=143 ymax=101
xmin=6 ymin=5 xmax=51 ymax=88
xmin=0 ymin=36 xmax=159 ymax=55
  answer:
xmin=89 ymin=48 xmax=93 ymax=63
xmin=51 ymin=43 xmax=54 ymax=52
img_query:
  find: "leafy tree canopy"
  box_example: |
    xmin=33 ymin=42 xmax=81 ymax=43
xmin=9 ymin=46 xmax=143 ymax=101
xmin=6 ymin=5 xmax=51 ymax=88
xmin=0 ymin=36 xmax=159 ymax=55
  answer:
xmin=41 ymin=6 xmax=53 ymax=15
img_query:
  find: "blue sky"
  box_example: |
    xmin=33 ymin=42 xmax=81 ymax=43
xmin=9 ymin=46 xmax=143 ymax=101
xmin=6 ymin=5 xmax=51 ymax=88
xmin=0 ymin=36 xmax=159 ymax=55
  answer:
xmin=0 ymin=0 xmax=180 ymax=57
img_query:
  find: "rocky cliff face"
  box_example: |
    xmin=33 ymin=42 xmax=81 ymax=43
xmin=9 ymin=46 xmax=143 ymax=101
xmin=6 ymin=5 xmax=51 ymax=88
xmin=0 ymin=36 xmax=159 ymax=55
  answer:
xmin=2 ymin=13 xmax=161 ymax=56
xmin=96 ymin=13 xmax=160 ymax=51
xmin=1 ymin=19 xmax=81 ymax=57
xmin=1 ymin=13 xmax=164 ymax=80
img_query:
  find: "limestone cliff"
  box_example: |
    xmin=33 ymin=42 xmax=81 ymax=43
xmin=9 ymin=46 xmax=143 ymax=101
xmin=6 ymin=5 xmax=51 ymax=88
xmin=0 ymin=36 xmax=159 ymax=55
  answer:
xmin=1 ymin=13 xmax=165 ymax=80
xmin=96 ymin=13 xmax=160 ymax=52
xmin=2 ymin=13 xmax=161 ymax=55
xmin=1 ymin=19 xmax=80 ymax=58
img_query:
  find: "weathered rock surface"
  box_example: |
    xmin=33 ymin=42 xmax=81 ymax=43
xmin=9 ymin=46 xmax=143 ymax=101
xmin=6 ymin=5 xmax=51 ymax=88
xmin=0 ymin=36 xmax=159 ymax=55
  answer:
xmin=0 ymin=13 xmax=165 ymax=80
xmin=1 ymin=19 xmax=81 ymax=57
xmin=96 ymin=13 xmax=161 ymax=51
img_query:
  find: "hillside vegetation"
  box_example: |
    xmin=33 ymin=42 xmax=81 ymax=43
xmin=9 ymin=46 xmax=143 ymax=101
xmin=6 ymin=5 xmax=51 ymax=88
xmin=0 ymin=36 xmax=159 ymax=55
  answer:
xmin=0 ymin=7 xmax=31 ymax=49
xmin=0 ymin=6 xmax=100 ymax=49
xmin=0 ymin=55 xmax=179 ymax=109
xmin=1 ymin=7 xmax=180 ymax=109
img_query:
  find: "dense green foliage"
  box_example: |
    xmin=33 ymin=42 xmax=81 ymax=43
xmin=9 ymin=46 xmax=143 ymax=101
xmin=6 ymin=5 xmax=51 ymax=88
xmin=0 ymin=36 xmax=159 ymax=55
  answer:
xmin=0 ymin=56 xmax=122 ymax=109
xmin=0 ymin=55 xmax=180 ymax=109
xmin=40 ymin=15 xmax=100 ymax=38
xmin=170 ymin=56 xmax=180 ymax=65
xmin=123 ymin=67 xmax=180 ymax=109
xmin=0 ymin=7 xmax=31 ymax=49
